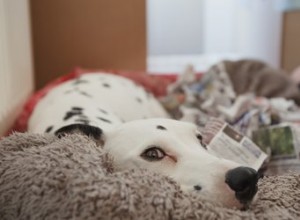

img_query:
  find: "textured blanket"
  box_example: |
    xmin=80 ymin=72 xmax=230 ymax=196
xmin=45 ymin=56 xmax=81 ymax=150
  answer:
xmin=0 ymin=133 xmax=299 ymax=220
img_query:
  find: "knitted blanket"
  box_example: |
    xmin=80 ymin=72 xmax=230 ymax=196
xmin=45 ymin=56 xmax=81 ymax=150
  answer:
xmin=0 ymin=133 xmax=299 ymax=220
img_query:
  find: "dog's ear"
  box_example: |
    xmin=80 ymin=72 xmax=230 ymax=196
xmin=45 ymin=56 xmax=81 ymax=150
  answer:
xmin=55 ymin=124 xmax=104 ymax=146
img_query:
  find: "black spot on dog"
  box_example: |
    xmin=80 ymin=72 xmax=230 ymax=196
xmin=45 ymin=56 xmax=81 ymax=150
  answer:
xmin=65 ymin=87 xmax=80 ymax=94
xmin=72 ymin=107 xmax=83 ymax=111
xmin=156 ymin=125 xmax=167 ymax=130
xmin=136 ymin=97 xmax=143 ymax=103
xmin=63 ymin=111 xmax=82 ymax=121
xmin=75 ymin=119 xmax=90 ymax=125
xmin=73 ymin=79 xmax=88 ymax=85
xmin=64 ymin=112 xmax=75 ymax=121
xmin=97 ymin=117 xmax=112 ymax=123
xmin=78 ymin=114 xmax=88 ymax=119
xmin=102 ymin=83 xmax=110 ymax=88
xmin=80 ymin=91 xmax=92 ymax=98
xmin=98 ymin=108 xmax=108 ymax=114
xmin=45 ymin=126 xmax=54 ymax=133
xmin=194 ymin=185 xmax=202 ymax=191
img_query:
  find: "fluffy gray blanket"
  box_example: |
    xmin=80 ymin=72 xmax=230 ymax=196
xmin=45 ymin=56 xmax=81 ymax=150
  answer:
xmin=0 ymin=133 xmax=299 ymax=220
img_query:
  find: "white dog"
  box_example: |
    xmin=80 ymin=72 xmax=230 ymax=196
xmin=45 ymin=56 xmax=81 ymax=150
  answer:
xmin=28 ymin=73 xmax=259 ymax=208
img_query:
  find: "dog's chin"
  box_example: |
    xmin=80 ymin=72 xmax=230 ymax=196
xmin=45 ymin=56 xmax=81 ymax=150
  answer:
xmin=239 ymin=193 xmax=258 ymax=210
xmin=217 ymin=180 xmax=257 ymax=210
xmin=213 ymin=194 xmax=244 ymax=209
xmin=220 ymin=191 xmax=256 ymax=210
xmin=225 ymin=186 xmax=258 ymax=210
xmin=190 ymin=186 xmax=254 ymax=210
xmin=217 ymin=191 xmax=257 ymax=210
xmin=222 ymin=198 xmax=247 ymax=210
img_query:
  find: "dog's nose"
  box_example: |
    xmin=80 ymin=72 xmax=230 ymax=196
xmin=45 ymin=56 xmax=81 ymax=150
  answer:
xmin=225 ymin=166 xmax=259 ymax=203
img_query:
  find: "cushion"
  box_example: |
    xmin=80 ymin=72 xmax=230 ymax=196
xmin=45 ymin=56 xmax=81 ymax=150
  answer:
xmin=0 ymin=132 xmax=299 ymax=220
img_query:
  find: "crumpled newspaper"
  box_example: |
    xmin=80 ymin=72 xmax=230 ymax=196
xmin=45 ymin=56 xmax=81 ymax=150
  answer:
xmin=161 ymin=64 xmax=300 ymax=136
xmin=160 ymin=63 xmax=300 ymax=174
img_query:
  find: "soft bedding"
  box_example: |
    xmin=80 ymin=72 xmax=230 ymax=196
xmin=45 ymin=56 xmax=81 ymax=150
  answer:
xmin=2 ymin=66 xmax=300 ymax=219
xmin=0 ymin=132 xmax=299 ymax=220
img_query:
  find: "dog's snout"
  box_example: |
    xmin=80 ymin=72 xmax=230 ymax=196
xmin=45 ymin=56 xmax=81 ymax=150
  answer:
xmin=225 ymin=167 xmax=259 ymax=203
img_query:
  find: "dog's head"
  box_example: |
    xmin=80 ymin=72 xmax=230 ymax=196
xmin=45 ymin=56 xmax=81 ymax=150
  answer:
xmin=56 ymin=119 xmax=259 ymax=209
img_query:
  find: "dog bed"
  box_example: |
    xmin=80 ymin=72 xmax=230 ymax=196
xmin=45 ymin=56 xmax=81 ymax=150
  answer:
xmin=0 ymin=132 xmax=299 ymax=220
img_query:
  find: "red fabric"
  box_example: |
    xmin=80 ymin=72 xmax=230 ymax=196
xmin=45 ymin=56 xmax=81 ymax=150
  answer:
xmin=9 ymin=69 xmax=180 ymax=134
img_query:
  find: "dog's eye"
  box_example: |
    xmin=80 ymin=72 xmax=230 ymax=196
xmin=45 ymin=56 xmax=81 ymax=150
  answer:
xmin=141 ymin=147 xmax=165 ymax=161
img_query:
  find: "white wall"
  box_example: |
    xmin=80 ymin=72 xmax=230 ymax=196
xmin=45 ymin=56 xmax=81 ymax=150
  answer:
xmin=202 ymin=0 xmax=283 ymax=67
xmin=235 ymin=0 xmax=283 ymax=67
xmin=147 ymin=0 xmax=204 ymax=55
xmin=0 ymin=0 xmax=34 ymax=135
xmin=202 ymin=0 xmax=238 ymax=54
xmin=147 ymin=0 xmax=283 ymax=72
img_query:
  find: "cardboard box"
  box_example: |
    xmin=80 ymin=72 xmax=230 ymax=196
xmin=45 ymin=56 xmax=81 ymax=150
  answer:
xmin=281 ymin=10 xmax=300 ymax=73
xmin=30 ymin=0 xmax=146 ymax=89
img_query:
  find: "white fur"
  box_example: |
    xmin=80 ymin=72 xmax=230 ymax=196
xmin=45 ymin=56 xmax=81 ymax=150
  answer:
xmin=29 ymin=73 xmax=169 ymax=132
xmin=103 ymin=119 xmax=242 ymax=208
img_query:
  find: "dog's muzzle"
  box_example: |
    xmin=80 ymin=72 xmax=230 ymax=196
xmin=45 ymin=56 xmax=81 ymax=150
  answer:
xmin=225 ymin=167 xmax=259 ymax=205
